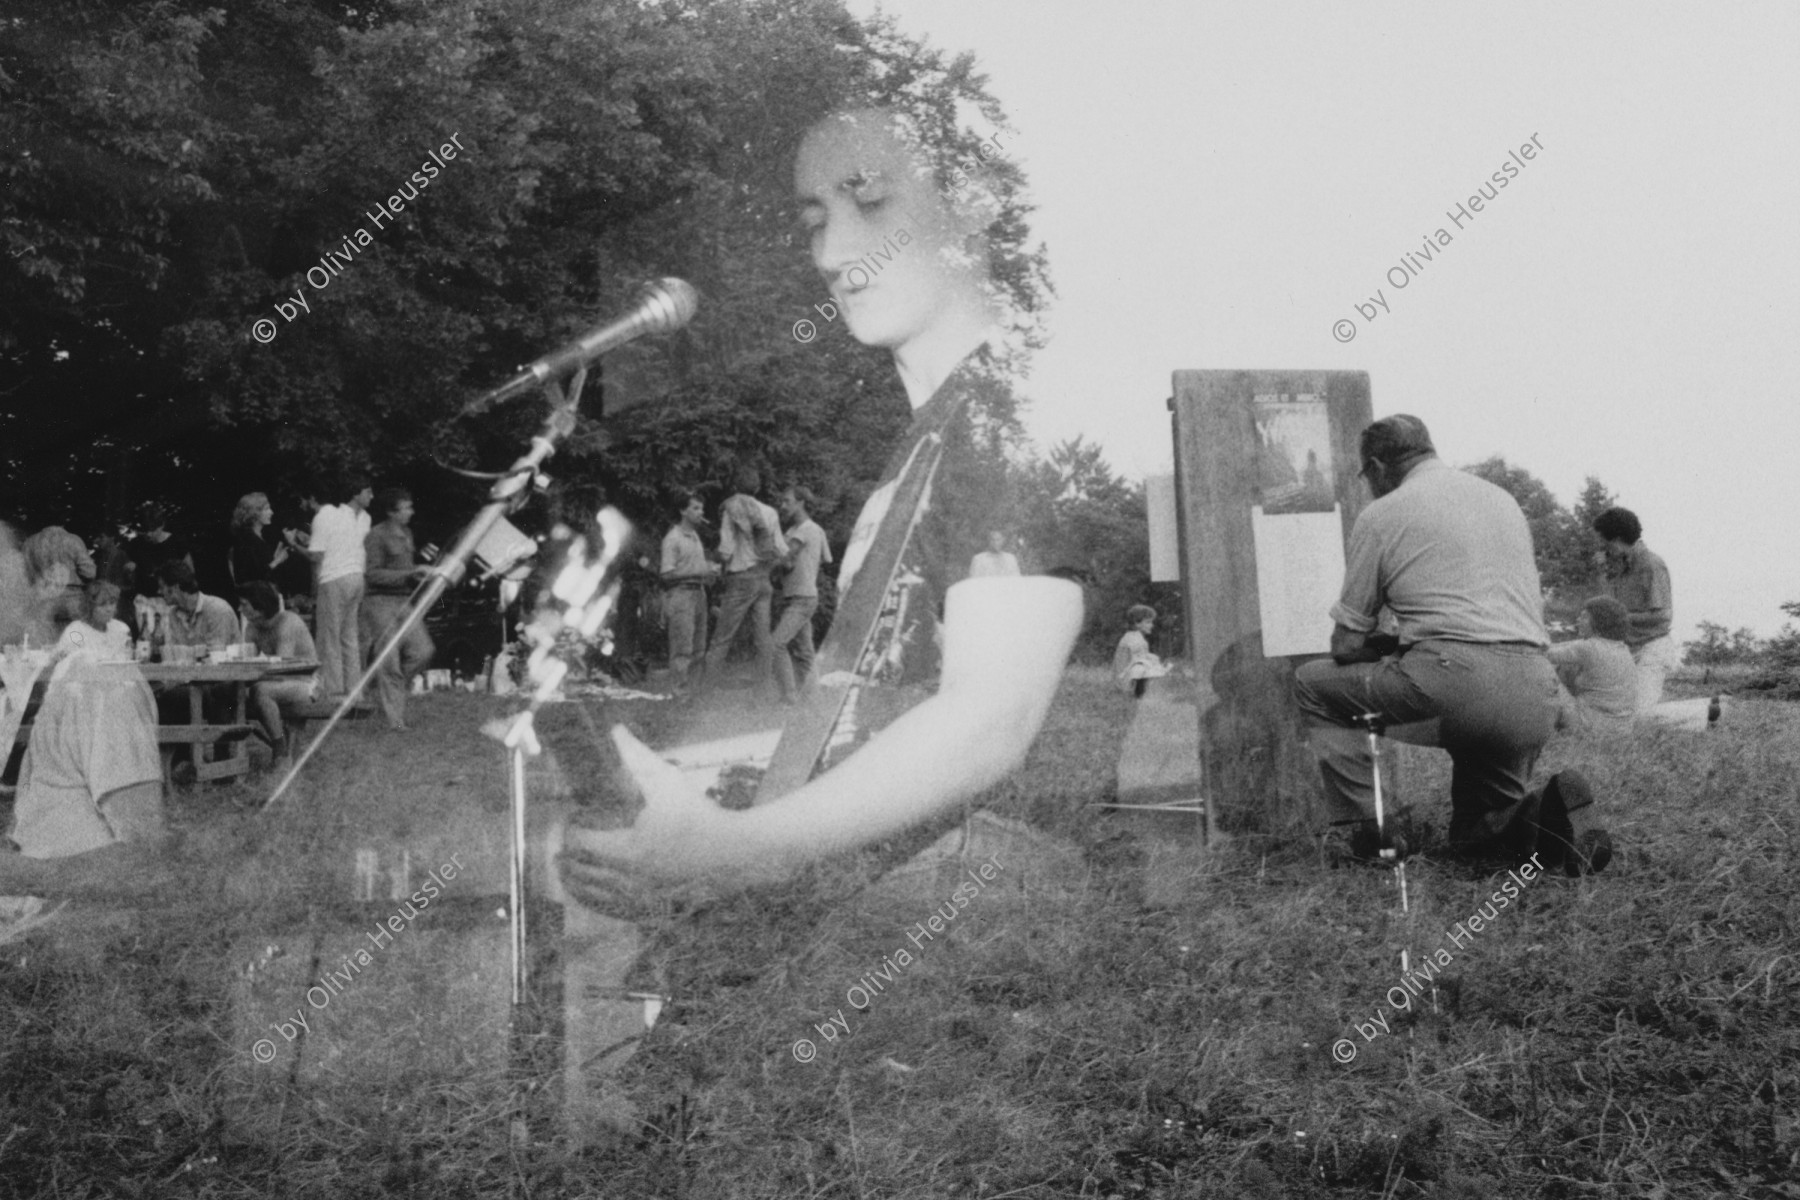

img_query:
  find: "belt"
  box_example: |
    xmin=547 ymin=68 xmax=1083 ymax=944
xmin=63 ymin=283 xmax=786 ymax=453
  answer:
xmin=666 ymin=581 xmax=705 ymax=590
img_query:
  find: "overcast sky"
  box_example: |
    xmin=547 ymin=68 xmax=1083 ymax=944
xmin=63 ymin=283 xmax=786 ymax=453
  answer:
xmin=845 ymin=0 xmax=1799 ymax=640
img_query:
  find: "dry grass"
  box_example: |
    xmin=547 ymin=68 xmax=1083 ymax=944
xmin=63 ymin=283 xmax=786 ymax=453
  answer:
xmin=2 ymin=670 xmax=1797 ymax=1198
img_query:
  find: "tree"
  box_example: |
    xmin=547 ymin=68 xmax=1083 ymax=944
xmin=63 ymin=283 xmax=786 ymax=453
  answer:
xmin=1010 ymin=436 xmax=1171 ymax=657
xmin=1 ymin=0 xmax=1051 ymax=572
xmin=1464 ymin=457 xmax=1611 ymax=630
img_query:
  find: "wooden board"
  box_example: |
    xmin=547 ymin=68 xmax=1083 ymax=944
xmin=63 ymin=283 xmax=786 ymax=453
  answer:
xmin=1168 ymin=370 xmax=1377 ymax=832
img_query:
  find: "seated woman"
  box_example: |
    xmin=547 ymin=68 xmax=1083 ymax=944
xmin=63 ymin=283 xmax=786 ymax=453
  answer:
xmin=1113 ymin=604 xmax=1170 ymax=698
xmin=2 ymin=557 xmax=170 ymax=916
xmin=1549 ymin=596 xmax=1638 ymax=733
xmin=237 ymin=580 xmax=320 ymax=758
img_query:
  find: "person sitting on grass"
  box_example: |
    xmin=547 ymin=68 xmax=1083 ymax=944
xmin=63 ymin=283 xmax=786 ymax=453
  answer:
xmin=1114 ymin=604 xmax=1170 ymax=698
xmin=1 ymin=565 xmax=171 ymax=918
xmin=237 ymin=580 xmax=320 ymax=759
xmin=1549 ymin=596 xmax=1638 ymax=734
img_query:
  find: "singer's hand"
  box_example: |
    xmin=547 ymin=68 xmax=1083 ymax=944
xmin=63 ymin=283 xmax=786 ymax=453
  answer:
xmin=557 ymin=727 xmax=777 ymax=913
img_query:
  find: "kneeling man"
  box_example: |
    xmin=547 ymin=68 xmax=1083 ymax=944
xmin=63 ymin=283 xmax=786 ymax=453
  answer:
xmin=1292 ymin=416 xmax=1611 ymax=874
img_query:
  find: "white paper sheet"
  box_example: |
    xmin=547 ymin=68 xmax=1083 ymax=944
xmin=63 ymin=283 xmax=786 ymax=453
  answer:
xmin=1251 ymin=504 xmax=1345 ymax=656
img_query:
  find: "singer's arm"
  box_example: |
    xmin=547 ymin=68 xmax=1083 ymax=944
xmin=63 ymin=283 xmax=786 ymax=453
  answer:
xmin=558 ymin=576 xmax=1081 ymax=892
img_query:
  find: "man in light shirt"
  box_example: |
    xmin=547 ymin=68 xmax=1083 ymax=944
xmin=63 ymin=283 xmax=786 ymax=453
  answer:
xmin=659 ymin=492 xmax=717 ymax=696
xmin=1593 ymin=506 xmax=1676 ymax=711
xmin=772 ymin=484 xmax=833 ymax=702
xmin=968 ymin=529 xmax=1020 ymax=578
xmin=307 ymin=476 xmax=373 ymax=700
xmin=1293 ymin=415 xmax=1611 ymax=876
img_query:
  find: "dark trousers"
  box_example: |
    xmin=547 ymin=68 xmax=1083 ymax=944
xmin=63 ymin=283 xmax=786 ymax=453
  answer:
xmin=663 ymin=584 xmax=708 ymax=681
xmin=1293 ymin=640 xmax=1559 ymax=851
xmin=702 ymin=565 xmax=774 ymax=688
xmin=359 ymin=594 xmax=434 ymax=729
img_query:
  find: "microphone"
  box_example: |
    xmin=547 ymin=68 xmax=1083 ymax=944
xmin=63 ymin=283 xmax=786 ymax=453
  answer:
xmin=465 ymin=278 xmax=698 ymax=414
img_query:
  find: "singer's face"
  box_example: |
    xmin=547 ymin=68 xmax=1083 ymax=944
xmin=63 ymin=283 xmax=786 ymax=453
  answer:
xmin=794 ymin=111 xmax=984 ymax=350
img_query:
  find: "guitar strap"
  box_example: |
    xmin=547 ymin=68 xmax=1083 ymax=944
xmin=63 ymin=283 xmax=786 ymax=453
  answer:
xmin=753 ymin=362 xmax=976 ymax=804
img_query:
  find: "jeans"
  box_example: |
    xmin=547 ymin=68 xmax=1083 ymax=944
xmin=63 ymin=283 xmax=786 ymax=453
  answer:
xmin=770 ymin=595 xmax=819 ymax=701
xmin=359 ymin=594 xmax=434 ymax=729
xmin=702 ymin=566 xmax=774 ymax=689
xmin=663 ymin=585 xmax=708 ymax=683
xmin=1293 ymin=640 xmax=1559 ymax=852
xmin=315 ymin=574 xmax=364 ymax=697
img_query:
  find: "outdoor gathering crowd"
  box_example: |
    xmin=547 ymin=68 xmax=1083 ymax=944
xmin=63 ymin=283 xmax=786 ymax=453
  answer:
xmin=2 ymin=102 xmax=1689 ymax=927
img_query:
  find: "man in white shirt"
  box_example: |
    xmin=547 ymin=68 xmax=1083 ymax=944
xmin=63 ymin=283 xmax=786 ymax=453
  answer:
xmin=968 ymin=529 xmax=1020 ymax=578
xmin=307 ymin=476 xmax=373 ymax=700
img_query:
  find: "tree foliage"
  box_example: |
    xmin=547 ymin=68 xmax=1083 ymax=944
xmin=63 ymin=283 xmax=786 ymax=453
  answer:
xmin=1 ymin=0 xmax=1050 ymax=571
xmin=1463 ymin=457 xmax=1613 ymax=630
xmin=1007 ymin=437 xmax=1174 ymax=657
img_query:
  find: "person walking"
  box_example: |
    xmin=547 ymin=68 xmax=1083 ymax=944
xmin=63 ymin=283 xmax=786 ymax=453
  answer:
xmin=771 ymin=485 xmax=832 ymax=702
xmin=359 ymin=487 xmax=433 ymax=731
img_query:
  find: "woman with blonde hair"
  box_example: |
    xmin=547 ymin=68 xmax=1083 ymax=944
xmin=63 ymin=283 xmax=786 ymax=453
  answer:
xmin=228 ymin=491 xmax=289 ymax=591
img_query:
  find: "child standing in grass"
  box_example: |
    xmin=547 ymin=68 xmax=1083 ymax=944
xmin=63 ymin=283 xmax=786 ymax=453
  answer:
xmin=1114 ymin=604 xmax=1168 ymax=698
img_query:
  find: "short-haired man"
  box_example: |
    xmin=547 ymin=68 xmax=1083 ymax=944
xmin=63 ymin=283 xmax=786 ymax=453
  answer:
xmin=238 ymin=580 xmax=320 ymax=757
xmin=700 ymin=466 xmax=787 ymax=696
xmin=968 ymin=529 xmax=1020 ymax=578
xmin=1293 ymin=415 xmax=1612 ymax=875
xmin=772 ymin=485 xmax=833 ymax=702
xmin=1592 ymin=506 xmax=1675 ymax=711
xmin=156 ymin=559 xmax=240 ymax=648
xmin=659 ymin=492 xmax=716 ymax=696
xmin=308 ymin=476 xmax=373 ymax=700
xmin=359 ymin=487 xmax=433 ymax=731
xmin=125 ymin=503 xmax=193 ymax=599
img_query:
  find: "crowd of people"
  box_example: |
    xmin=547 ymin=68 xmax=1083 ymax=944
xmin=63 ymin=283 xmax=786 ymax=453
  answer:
xmin=655 ymin=471 xmax=1035 ymax=707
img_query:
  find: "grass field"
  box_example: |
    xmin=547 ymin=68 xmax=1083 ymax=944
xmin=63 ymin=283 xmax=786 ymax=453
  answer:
xmin=2 ymin=666 xmax=1797 ymax=1198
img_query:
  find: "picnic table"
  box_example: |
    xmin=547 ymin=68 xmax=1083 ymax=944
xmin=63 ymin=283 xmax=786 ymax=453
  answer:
xmin=9 ymin=658 xmax=316 ymax=785
xmin=138 ymin=660 xmax=316 ymax=783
